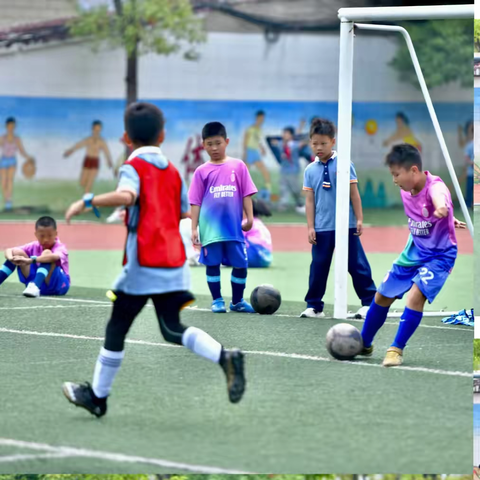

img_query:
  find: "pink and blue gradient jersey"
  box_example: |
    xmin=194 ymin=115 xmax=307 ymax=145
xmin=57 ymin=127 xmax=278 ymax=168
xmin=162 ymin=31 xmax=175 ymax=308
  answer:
xmin=396 ymin=171 xmax=457 ymax=267
xmin=243 ymin=217 xmax=272 ymax=268
xmin=17 ymin=238 xmax=70 ymax=281
xmin=188 ymin=158 xmax=258 ymax=247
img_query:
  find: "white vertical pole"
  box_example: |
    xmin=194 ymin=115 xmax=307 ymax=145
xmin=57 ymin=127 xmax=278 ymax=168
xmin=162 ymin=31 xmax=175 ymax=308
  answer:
xmin=334 ymin=19 xmax=354 ymax=320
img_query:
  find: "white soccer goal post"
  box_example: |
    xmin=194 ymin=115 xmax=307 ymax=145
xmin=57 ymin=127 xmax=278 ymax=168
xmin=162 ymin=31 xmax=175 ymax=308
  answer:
xmin=334 ymin=4 xmax=474 ymax=320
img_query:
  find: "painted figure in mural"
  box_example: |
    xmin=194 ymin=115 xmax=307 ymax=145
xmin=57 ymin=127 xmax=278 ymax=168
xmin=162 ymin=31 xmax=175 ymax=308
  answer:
xmin=383 ymin=112 xmax=422 ymax=152
xmin=0 ymin=117 xmax=35 ymax=211
xmin=181 ymin=133 xmax=205 ymax=184
xmin=300 ymin=118 xmax=376 ymax=320
xmin=243 ymin=110 xmax=271 ymax=200
xmin=269 ymin=127 xmax=305 ymax=213
xmin=457 ymin=119 xmax=474 ymax=208
xmin=63 ymin=120 xmax=113 ymax=194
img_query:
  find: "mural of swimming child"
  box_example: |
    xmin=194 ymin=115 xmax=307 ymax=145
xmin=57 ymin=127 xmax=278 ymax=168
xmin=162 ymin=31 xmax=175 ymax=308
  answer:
xmin=63 ymin=120 xmax=113 ymax=194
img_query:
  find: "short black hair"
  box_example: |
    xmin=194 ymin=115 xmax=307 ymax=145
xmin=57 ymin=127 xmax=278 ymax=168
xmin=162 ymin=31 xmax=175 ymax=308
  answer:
xmin=5 ymin=117 xmax=15 ymax=125
xmin=283 ymin=126 xmax=295 ymax=136
xmin=124 ymin=102 xmax=164 ymax=146
xmin=202 ymin=122 xmax=227 ymax=140
xmin=92 ymin=120 xmax=102 ymax=127
xmin=310 ymin=118 xmax=336 ymax=139
xmin=256 ymin=110 xmax=265 ymax=117
xmin=35 ymin=216 xmax=57 ymax=230
xmin=385 ymin=144 xmax=422 ymax=170
xmin=396 ymin=111 xmax=410 ymax=125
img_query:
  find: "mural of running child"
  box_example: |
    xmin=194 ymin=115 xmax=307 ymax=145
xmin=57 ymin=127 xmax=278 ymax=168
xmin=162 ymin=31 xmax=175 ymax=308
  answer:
xmin=63 ymin=120 xmax=113 ymax=193
xmin=0 ymin=117 xmax=35 ymax=211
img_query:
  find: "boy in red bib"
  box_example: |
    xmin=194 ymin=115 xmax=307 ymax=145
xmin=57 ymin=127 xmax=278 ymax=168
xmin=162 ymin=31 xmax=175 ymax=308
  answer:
xmin=62 ymin=103 xmax=246 ymax=417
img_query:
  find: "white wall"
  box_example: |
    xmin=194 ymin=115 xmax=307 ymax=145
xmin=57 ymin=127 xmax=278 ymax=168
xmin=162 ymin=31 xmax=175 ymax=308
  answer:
xmin=0 ymin=32 xmax=470 ymax=102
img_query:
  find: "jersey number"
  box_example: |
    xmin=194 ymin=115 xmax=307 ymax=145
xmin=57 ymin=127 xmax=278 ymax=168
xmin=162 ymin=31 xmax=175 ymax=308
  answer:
xmin=419 ymin=267 xmax=434 ymax=285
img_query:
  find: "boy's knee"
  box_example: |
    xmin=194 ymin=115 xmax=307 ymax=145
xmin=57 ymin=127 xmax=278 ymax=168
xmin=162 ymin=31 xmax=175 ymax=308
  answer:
xmin=42 ymin=249 xmax=52 ymax=255
xmin=11 ymin=248 xmax=27 ymax=257
xmin=374 ymin=291 xmax=395 ymax=307
xmin=406 ymin=284 xmax=426 ymax=309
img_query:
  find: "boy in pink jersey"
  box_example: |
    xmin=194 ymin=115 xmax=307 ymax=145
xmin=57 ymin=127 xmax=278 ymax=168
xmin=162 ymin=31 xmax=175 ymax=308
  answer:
xmin=360 ymin=144 xmax=465 ymax=367
xmin=189 ymin=122 xmax=258 ymax=313
xmin=0 ymin=216 xmax=70 ymax=297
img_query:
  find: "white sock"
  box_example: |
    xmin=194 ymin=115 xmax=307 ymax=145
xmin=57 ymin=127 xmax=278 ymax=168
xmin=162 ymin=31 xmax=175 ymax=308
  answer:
xmin=92 ymin=347 xmax=125 ymax=398
xmin=182 ymin=327 xmax=222 ymax=363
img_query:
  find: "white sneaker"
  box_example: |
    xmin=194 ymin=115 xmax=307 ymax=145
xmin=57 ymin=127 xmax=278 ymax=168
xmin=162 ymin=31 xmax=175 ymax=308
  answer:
xmin=106 ymin=208 xmax=125 ymax=224
xmin=300 ymin=307 xmax=325 ymax=318
xmin=295 ymin=205 xmax=306 ymax=215
xmin=356 ymin=306 xmax=370 ymax=319
xmin=188 ymin=255 xmax=201 ymax=267
xmin=23 ymin=282 xmax=40 ymax=298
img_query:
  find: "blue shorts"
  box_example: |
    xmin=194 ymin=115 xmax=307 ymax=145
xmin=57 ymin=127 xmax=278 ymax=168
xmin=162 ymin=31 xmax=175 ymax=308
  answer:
xmin=18 ymin=264 xmax=70 ymax=296
xmin=0 ymin=156 xmax=17 ymax=169
xmin=246 ymin=148 xmax=261 ymax=165
xmin=377 ymin=258 xmax=455 ymax=304
xmin=200 ymin=241 xmax=248 ymax=268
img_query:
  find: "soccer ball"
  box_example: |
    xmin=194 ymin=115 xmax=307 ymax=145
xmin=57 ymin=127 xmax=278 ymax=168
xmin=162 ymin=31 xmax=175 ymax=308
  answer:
xmin=326 ymin=323 xmax=363 ymax=360
xmin=250 ymin=284 xmax=281 ymax=315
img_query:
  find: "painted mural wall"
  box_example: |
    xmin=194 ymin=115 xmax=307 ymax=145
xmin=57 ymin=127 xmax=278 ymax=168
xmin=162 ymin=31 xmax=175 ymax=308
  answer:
xmin=0 ymin=31 xmax=472 ymax=207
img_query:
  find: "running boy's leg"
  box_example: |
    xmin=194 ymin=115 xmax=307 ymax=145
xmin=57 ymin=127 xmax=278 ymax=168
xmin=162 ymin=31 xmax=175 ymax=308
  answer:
xmin=347 ymin=229 xmax=376 ymax=307
xmin=303 ymin=231 xmax=335 ymax=315
xmin=152 ymin=291 xmax=246 ymax=403
xmin=63 ymin=292 xmax=148 ymax=416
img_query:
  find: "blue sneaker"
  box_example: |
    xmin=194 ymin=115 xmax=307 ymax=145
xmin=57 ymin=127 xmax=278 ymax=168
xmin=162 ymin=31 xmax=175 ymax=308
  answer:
xmin=229 ymin=299 xmax=255 ymax=313
xmin=211 ymin=298 xmax=227 ymax=313
xmin=4 ymin=200 xmax=12 ymax=211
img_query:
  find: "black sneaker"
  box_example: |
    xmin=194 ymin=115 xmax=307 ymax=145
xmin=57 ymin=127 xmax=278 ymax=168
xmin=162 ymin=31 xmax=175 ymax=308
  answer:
xmin=221 ymin=349 xmax=246 ymax=404
xmin=62 ymin=381 xmax=107 ymax=417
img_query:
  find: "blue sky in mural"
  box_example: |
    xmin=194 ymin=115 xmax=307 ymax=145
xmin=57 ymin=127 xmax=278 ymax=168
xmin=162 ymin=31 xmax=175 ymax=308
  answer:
xmin=0 ymin=95 xmax=472 ymax=141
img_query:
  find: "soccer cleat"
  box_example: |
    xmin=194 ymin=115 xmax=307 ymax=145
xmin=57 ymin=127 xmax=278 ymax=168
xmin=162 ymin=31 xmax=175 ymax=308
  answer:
xmin=62 ymin=381 xmax=107 ymax=417
xmin=211 ymin=298 xmax=227 ymax=313
xmin=229 ymin=299 xmax=255 ymax=313
xmin=358 ymin=344 xmax=374 ymax=357
xmin=356 ymin=306 xmax=370 ymax=319
xmin=382 ymin=347 xmax=403 ymax=367
xmin=295 ymin=205 xmax=306 ymax=215
xmin=300 ymin=307 xmax=325 ymax=318
xmin=23 ymin=282 xmax=40 ymax=298
xmin=221 ymin=349 xmax=246 ymax=403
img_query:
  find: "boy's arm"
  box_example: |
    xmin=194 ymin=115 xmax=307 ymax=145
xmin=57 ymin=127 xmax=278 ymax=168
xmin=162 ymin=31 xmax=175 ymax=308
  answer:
xmin=304 ymin=190 xmax=316 ymax=245
xmin=64 ymin=138 xmax=87 ymax=157
xmin=430 ymin=183 xmax=449 ymax=218
xmin=242 ymin=195 xmax=254 ymax=231
xmin=350 ymin=183 xmax=363 ymax=236
xmin=101 ymin=140 xmax=114 ymax=169
xmin=190 ymin=205 xmax=201 ymax=244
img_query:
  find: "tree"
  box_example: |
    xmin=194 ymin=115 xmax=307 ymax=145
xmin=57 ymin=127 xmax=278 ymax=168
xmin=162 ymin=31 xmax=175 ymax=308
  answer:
xmin=68 ymin=0 xmax=206 ymax=105
xmin=475 ymin=19 xmax=480 ymax=52
xmin=389 ymin=19 xmax=472 ymax=89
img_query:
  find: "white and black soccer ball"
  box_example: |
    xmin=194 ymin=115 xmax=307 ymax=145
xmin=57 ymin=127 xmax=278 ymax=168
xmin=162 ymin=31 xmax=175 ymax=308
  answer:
xmin=326 ymin=323 xmax=363 ymax=360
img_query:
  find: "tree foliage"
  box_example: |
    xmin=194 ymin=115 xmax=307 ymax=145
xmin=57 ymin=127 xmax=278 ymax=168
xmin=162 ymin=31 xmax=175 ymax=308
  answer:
xmin=68 ymin=0 xmax=205 ymax=58
xmin=475 ymin=19 xmax=480 ymax=53
xmin=390 ymin=20 xmax=472 ymax=89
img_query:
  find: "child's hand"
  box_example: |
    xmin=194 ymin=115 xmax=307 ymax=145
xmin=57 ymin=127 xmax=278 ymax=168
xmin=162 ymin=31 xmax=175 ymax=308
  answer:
xmin=354 ymin=220 xmax=363 ymax=236
xmin=12 ymin=256 xmax=29 ymax=265
xmin=242 ymin=218 xmax=253 ymax=232
xmin=65 ymin=199 xmax=86 ymax=224
xmin=453 ymin=217 xmax=467 ymax=229
xmin=433 ymin=206 xmax=448 ymax=218
xmin=191 ymin=230 xmax=200 ymax=245
xmin=308 ymin=227 xmax=317 ymax=245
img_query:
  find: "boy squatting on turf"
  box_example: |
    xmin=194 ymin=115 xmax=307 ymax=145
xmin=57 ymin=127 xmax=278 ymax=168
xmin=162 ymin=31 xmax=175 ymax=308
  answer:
xmin=360 ymin=144 xmax=466 ymax=367
xmin=61 ymin=102 xmax=246 ymax=417
xmin=0 ymin=216 xmax=70 ymax=297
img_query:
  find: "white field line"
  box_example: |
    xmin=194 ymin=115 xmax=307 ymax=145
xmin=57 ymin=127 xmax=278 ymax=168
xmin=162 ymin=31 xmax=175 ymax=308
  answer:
xmin=0 ymin=452 xmax=74 ymax=463
xmin=0 ymin=294 xmax=470 ymax=332
xmin=0 ymin=327 xmax=470 ymax=378
xmin=0 ymin=438 xmax=250 ymax=473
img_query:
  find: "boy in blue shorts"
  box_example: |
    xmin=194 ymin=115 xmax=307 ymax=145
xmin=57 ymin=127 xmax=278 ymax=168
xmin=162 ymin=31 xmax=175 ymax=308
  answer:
xmin=300 ymin=118 xmax=376 ymax=319
xmin=361 ymin=144 xmax=466 ymax=366
xmin=189 ymin=122 xmax=258 ymax=313
xmin=0 ymin=216 xmax=70 ymax=297
xmin=62 ymin=103 xmax=246 ymax=417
